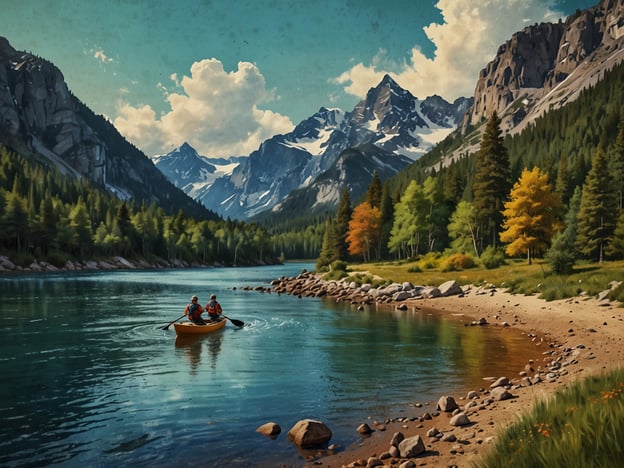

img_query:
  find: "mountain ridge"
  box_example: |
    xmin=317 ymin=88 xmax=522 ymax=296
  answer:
xmin=156 ymin=75 xmax=471 ymax=220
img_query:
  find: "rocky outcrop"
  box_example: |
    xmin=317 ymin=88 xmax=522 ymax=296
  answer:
xmin=463 ymin=0 xmax=624 ymax=133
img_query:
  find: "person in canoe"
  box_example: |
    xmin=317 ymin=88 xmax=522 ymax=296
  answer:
xmin=184 ymin=295 xmax=206 ymax=325
xmin=205 ymin=294 xmax=223 ymax=322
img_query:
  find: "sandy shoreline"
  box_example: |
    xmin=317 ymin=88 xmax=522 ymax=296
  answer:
xmin=305 ymin=287 xmax=624 ymax=468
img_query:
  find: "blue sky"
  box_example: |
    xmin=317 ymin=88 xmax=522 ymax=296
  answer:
xmin=0 ymin=0 xmax=596 ymax=157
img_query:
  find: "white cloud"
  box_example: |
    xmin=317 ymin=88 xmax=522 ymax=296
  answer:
xmin=334 ymin=0 xmax=562 ymax=101
xmin=114 ymin=58 xmax=294 ymax=157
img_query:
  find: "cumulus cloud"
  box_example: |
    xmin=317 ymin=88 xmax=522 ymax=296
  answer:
xmin=334 ymin=0 xmax=563 ymax=101
xmin=114 ymin=58 xmax=294 ymax=157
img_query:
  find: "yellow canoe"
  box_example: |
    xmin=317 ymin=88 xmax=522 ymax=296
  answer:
xmin=173 ymin=319 xmax=227 ymax=336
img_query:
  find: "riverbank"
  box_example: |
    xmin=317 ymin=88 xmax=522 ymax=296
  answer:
xmin=276 ymin=273 xmax=624 ymax=467
xmin=0 ymin=254 xmax=276 ymax=274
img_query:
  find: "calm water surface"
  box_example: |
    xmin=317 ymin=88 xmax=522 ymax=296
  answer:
xmin=0 ymin=263 xmax=540 ymax=467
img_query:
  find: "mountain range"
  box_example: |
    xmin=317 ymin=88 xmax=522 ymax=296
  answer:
xmin=154 ymin=75 xmax=471 ymax=220
xmin=1 ymin=0 xmax=623 ymax=227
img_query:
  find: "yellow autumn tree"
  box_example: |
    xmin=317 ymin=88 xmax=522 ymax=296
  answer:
xmin=346 ymin=202 xmax=382 ymax=262
xmin=500 ymin=167 xmax=562 ymax=264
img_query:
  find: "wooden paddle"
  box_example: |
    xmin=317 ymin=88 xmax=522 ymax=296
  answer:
xmin=161 ymin=314 xmax=186 ymax=330
xmin=223 ymin=315 xmax=244 ymax=327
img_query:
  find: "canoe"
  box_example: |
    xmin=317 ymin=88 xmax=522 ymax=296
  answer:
xmin=173 ymin=319 xmax=227 ymax=336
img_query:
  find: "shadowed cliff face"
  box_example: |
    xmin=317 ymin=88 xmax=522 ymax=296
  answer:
xmin=464 ymin=0 xmax=624 ymax=133
xmin=0 ymin=36 xmax=213 ymax=219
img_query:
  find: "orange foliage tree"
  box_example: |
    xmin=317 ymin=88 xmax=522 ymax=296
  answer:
xmin=346 ymin=202 xmax=382 ymax=262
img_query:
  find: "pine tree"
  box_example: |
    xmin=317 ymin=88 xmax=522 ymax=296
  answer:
xmin=576 ymin=148 xmax=618 ymax=262
xmin=500 ymin=167 xmax=562 ymax=264
xmin=366 ymin=171 xmax=383 ymax=208
xmin=546 ymin=186 xmax=582 ymax=274
xmin=605 ymin=210 xmax=624 ymax=259
xmin=472 ymin=111 xmax=511 ymax=250
xmin=611 ymin=111 xmax=624 ymax=212
xmin=378 ymin=182 xmax=394 ymax=259
xmin=317 ymin=218 xmax=339 ymax=269
xmin=555 ymin=153 xmax=571 ymax=205
xmin=335 ymin=188 xmax=352 ymax=260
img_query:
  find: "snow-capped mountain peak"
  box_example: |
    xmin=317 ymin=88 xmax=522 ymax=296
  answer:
xmin=152 ymin=76 xmax=472 ymax=220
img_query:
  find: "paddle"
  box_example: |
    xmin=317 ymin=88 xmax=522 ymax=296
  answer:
xmin=161 ymin=314 xmax=186 ymax=330
xmin=224 ymin=315 xmax=244 ymax=327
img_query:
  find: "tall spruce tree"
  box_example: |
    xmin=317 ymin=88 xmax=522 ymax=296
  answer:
xmin=334 ymin=188 xmax=352 ymax=260
xmin=379 ymin=182 xmax=394 ymax=259
xmin=611 ymin=111 xmax=624 ymax=212
xmin=576 ymin=148 xmax=618 ymax=262
xmin=546 ymin=186 xmax=582 ymax=274
xmin=472 ymin=111 xmax=511 ymax=250
xmin=316 ymin=218 xmax=339 ymax=269
xmin=366 ymin=171 xmax=383 ymax=208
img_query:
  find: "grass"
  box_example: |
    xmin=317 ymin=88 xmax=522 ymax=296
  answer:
xmin=477 ymin=367 xmax=624 ymax=467
xmin=347 ymin=258 xmax=624 ymax=305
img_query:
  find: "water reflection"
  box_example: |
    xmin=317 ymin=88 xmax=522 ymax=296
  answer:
xmin=174 ymin=331 xmax=224 ymax=372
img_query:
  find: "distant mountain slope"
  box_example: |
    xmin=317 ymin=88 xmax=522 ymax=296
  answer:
xmin=0 ymin=37 xmax=216 ymax=219
xmin=251 ymin=143 xmax=412 ymax=226
xmin=160 ymin=75 xmax=471 ymax=220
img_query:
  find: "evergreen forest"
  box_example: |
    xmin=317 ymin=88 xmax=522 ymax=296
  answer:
xmin=0 ymin=145 xmax=276 ymax=267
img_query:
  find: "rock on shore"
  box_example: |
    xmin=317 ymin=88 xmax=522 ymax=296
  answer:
xmin=267 ymin=270 xmax=464 ymax=305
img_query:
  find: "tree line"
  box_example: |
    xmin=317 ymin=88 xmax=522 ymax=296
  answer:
xmin=0 ymin=145 xmax=276 ymax=266
xmin=317 ymin=107 xmax=624 ymax=272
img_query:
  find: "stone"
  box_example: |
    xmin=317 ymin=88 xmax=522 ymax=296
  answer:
xmin=490 ymin=386 xmax=513 ymax=401
xmin=287 ymin=419 xmax=332 ymax=448
xmin=357 ymin=423 xmax=374 ymax=434
xmin=437 ymin=395 xmax=459 ymax=412
xmin=449 ymin=413 xmax=471 ymax=427
xmin=490 ymin=377 xmax=510 ymax=388
xmin=438 ymin=280 xmax=463 ymax=297
xmin=256 ymin=422 xmax=281 ymax=437
xmin=390 ymin=431 xmax=404 ymax=446
xmin=398 ymin=435 xmax=426 ymax=458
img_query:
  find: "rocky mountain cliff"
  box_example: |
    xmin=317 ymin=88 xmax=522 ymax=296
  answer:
xmin=0 ymin=37 xmax=214 ymax=219
xmin=170 ymin=75 xmax=470 ymax=220
xmin=464 ymin=0 xmax=624 ymax=135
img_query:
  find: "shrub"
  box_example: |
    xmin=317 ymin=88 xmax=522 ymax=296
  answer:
xmin=418 ymin=252 xmax=440 ymax=270
xmin=330 ymin=260 xmax=347 ymax=272
xmin=440 ymin=253 xmax=476 ymax=272
xmin=480 ymin=246 xmax=506 ymax=269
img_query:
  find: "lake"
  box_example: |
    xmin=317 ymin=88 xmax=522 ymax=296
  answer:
xmin=0 ymin=263 xmax=539 ymax=466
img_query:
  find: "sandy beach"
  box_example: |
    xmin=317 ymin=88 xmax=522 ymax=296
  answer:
xmin=306 ymin=286 xmax=624 ymax=468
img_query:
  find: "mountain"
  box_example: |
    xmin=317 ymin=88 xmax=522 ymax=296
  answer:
xmin=0 ymin=37 xmax=215 ymax=219
xmin=151 ymin=142 xmax=243 ymax=201
xmin=457 ymin=0 xmax=624 ymax=153
xmin=172 ymin=75 xmax=471 ymax=220
xmin=252 ymin=143 xmax=412 ymax=226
